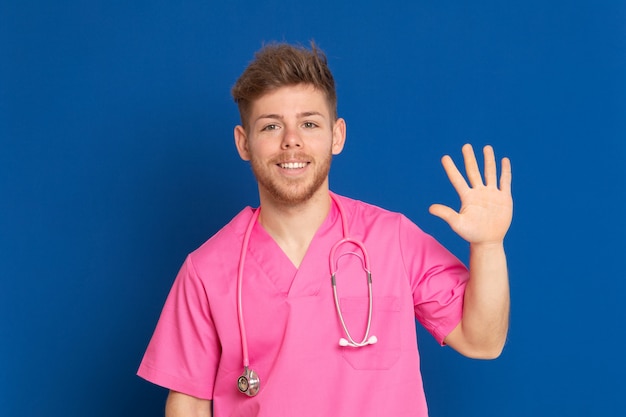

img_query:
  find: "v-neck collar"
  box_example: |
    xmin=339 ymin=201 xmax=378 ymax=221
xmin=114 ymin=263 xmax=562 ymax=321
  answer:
xmin=245 ymin=199 xmax=342 ymax=297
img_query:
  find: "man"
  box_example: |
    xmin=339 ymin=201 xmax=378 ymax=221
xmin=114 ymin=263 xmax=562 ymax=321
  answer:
xmin=138 ymin=42 xmax=512 ymax=417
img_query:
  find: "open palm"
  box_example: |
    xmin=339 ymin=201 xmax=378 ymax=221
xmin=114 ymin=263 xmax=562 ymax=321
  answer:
xmin=429 ymin=144 xmax=513 ymax=245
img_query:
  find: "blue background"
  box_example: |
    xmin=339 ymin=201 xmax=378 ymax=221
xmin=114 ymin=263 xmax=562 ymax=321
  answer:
xmin=2 ymin=1 xmax=625 ymax=416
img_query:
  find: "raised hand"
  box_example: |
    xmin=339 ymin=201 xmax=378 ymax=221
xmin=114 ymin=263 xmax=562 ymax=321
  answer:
xmin=429 ymin=144 xmax=513 ymax=245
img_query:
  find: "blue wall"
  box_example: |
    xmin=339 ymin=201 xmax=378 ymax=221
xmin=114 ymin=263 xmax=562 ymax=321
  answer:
xmin=2 ymin=1 xmax=625 ymax=416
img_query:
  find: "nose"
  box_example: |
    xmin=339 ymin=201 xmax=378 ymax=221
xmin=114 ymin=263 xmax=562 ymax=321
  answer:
xmin=281 ymin=125 xmax=303 ymax=149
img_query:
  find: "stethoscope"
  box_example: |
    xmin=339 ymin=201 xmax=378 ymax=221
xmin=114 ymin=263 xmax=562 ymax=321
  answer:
xmin=236 ymin=193 xmax=376 ymax=397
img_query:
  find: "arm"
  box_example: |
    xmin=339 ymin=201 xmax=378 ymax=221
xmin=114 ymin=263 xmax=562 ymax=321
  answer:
xmin=429 ymin=144 xmax=513 ymax=359
xmin=165 ymin=391 xmax=212 ymax=417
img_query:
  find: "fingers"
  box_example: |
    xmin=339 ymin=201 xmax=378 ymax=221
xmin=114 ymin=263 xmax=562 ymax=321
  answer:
xmin=499 ymin=156 xmax=512 ymax=193
xmin=482 ymin=145 xmax=497 ymax=187
xmin=440 ymin=154 xmax=469 ymax=196
xmin=441 ymin=144 xmax=511 ymax=196
xmin=459 ymin=144 xmax=510 ymax=190
xmin=462 ymin=144 xmax=484 ymax=188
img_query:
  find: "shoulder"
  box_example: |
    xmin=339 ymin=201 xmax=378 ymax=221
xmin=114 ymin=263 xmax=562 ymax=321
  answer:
xmin=333 ymin=192 xmax=396 ymax=217
xmin=187 ymin=206 xmax=256 ymax=269
xmin=332 ymin=192 xmax=418 ymax=232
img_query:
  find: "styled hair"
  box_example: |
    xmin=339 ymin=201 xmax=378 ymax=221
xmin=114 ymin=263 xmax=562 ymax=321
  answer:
xmin=231 ymin=42 xmax=337 ymax=129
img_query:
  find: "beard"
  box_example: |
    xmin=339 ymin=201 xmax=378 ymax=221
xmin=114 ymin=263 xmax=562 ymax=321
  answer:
xmin=249 ymin=150 xmax=333 ymax=206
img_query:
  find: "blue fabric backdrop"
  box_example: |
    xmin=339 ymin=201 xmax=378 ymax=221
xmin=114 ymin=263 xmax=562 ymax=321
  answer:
xmin=1 ymin=1 xmax=625 ymax=416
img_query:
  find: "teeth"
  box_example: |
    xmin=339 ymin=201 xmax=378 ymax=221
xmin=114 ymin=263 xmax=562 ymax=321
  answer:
xmin=280 ymin=162 xmax=307 ymax=169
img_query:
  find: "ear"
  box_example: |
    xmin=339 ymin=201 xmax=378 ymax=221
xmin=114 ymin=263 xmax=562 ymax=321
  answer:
xmin=234 ymin=125 xmax=251 ymax=161
xmin=331 ymin=118 xmax=347 ymax=155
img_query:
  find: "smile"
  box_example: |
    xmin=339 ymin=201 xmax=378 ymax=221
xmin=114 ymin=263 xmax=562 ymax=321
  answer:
xmin=279 ymin=162 xmax=308 ymax=169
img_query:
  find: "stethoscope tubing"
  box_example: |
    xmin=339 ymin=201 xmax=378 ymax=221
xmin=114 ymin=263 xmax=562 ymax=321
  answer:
xmin=237 ymin=206 xmax=260 ymax=369
xmin=236 ymin=193 xmax=375 ymax=395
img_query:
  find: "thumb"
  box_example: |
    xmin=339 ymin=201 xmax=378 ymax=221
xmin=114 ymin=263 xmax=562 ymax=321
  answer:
xmin=429 ymin=204 xmax=457 ymax=224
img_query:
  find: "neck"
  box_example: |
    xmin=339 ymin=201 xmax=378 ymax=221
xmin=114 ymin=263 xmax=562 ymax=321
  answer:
xmin=257 ymin=188 xmax=332 ymax=268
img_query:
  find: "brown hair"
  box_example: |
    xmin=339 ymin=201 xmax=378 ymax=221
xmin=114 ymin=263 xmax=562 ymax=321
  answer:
xmin=231 ymin=42 xmax=337 ymax=129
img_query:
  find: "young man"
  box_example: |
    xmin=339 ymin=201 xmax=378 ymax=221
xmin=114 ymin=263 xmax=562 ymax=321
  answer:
xmin=138 ymin=43 xmax=512 ymax=417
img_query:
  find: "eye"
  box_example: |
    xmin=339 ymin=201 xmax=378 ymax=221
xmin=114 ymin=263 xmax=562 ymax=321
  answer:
xmin=303 ymin=121 xmax=318 ymax=129
xmin=261 ymin=124 xmax=279 ymax=132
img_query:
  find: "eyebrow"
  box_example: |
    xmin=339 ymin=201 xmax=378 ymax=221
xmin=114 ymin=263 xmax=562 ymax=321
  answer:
xmin=254 ymin=111 xmax=326 ymax=123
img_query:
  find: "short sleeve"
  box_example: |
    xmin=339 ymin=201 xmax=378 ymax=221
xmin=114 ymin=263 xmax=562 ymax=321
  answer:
xmin=398 ymin=215 xmax=469 ymax=345
xmin=137 ymin=256 xmax=220 ymax=399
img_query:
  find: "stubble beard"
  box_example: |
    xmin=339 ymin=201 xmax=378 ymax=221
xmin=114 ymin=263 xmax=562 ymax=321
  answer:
xmin=250 ymin=151 xmax=333 ymax=206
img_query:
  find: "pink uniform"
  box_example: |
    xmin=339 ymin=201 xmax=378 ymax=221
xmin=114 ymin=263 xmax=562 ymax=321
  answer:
xmin=138 ymin=193 xmax=468 ymax=416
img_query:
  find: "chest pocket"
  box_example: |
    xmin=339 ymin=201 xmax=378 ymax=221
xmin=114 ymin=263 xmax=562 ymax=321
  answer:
xmin=339 ymin=296 xmax=402 ymax=370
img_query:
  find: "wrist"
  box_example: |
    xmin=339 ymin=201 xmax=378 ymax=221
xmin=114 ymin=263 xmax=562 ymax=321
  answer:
xmin=469 ymin=240 xmax=505 ymax=252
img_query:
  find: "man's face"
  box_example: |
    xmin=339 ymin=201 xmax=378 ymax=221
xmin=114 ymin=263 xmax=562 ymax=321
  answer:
xmin=234 ymin=84 xmax=346 ymax=206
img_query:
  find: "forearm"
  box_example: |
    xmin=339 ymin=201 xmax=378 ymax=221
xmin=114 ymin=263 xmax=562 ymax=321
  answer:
xmin=457 ymin=241 xmax=510 ymax=358
xmin=166 ymin=391 xmax=212 ymax=417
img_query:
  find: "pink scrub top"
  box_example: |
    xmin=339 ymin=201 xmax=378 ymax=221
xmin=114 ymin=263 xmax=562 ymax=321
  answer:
xmin=138 ymin=193 xmax=468 ymax=416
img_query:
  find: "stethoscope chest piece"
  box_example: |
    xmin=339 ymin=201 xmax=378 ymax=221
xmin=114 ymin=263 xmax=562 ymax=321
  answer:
xmin=237 ymin=366 xmax=260 ymax=396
